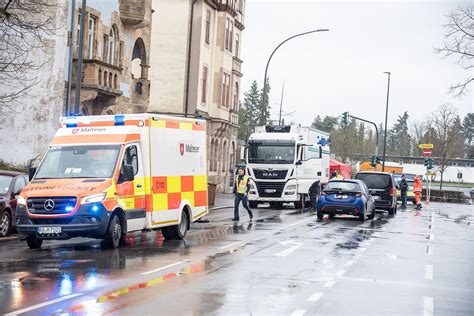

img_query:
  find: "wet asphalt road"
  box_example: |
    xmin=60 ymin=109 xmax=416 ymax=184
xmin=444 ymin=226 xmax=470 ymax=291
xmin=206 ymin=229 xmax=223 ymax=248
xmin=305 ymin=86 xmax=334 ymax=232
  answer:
xmin=0 ymin=202 xmax=472 ymax=316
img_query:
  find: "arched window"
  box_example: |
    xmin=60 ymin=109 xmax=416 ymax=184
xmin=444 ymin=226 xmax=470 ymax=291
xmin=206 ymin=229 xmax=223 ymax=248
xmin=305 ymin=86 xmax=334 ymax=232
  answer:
xmin=114 ymin=74 xmax=118 ymax=89
xmin=104 ymin=71 xmax=108 ymax=86
xmin=109 ymin=25 xmax=118 ymax=65
xmin=98 ymin=69 xmax=102 ymax=85
xmin=109 ymin=73 xmax=112 ymax=88
xmin=222 ymin=140 xmax=228 ymax=172
xmin=217 ymin=140 xmax=223 ymax=173
xmin=106 ymin=109 xmax=114 ymax=115
xmin=131 ymin=38 xmax=147 ymax=79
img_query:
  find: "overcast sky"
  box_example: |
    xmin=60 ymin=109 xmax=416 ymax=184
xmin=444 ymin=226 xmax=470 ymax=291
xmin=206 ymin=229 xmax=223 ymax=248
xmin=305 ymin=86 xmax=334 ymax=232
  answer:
xmin=241 ymin=0 xmax=473 ymax=128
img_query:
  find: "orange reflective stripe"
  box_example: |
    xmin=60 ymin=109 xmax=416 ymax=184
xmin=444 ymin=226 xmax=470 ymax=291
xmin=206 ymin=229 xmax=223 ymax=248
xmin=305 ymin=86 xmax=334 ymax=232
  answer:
xmin=51 ymin=134 xmax=140 ymax=145
xmin=166 ymin=121 xmax=180 ymax=129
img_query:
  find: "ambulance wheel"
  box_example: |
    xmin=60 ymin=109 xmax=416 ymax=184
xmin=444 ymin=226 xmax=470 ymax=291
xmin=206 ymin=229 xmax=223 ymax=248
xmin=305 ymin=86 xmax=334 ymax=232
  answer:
xmin=249 ymin=201 xmax=258 ymax=209
xmin=26 ymin=235 xmax=43 ymax=249
xmin=163 ymin=211 xmax=189 ymax=240
xmin=103 ymin=215 xmax=124 ymax=249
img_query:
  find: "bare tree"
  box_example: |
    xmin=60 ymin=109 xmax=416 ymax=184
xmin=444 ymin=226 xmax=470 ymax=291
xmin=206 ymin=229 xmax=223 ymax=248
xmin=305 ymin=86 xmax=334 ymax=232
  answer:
xmin=435 ymin=5 xmax=473 ymax=96
xmin=0 ymin=0 xmax=56 ymax=113
xmin=429 ymin=104 xmax=459 ymax=190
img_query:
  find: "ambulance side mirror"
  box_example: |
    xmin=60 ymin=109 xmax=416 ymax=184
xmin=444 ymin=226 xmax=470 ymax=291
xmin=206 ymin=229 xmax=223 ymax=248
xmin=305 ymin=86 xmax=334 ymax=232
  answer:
xmin=28 ymin=167 xmax=37 ymax=181
xmin=119 ymin=165 xmax=135 ymax=183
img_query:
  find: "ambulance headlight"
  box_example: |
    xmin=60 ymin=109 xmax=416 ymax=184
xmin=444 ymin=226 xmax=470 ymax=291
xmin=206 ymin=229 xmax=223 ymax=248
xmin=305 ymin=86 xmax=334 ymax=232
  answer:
xmin=81 ymin=193 xmax=106 ymax=204
xmin=17 ymin=196 xmax=27 ymax=206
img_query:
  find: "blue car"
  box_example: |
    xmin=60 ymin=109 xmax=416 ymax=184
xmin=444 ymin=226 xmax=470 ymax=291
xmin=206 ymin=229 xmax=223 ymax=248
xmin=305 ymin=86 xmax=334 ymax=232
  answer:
xmin=316 ymin=180 xmax=376 ymax=221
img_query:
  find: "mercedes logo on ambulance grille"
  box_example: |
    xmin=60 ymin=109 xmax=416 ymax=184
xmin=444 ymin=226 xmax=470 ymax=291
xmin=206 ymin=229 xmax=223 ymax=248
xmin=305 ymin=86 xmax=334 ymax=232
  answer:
xmin=43 ymin=199 xmax=55 ymax=212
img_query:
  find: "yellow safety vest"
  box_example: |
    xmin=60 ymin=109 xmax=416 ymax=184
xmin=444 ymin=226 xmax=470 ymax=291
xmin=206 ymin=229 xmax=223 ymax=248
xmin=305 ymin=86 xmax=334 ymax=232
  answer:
xmin=235 ymin=175 xmax=249 ymax=194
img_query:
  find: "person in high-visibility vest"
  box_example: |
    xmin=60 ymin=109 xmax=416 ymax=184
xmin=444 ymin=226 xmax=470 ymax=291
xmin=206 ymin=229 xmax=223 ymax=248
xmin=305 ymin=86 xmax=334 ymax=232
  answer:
xmin=232 ymin=167 xmax=253 ymax=221
xmin=413 ymin=176 xmax=423 ymax=210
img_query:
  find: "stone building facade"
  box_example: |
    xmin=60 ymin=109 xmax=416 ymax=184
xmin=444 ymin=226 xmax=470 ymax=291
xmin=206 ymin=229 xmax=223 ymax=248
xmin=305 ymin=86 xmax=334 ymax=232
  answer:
xmin=149 ymin=0 xmax=246 ymax=192
xmin=69 ymin=0 xmax=153 ymax=115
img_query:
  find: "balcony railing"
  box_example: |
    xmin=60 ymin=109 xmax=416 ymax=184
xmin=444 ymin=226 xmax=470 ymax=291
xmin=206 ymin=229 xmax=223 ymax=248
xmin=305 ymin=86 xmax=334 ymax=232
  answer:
xmin=119 ymin=0 xmax=146 ymax=25
xmin=232 ymin=57 xmax=242 ymax=76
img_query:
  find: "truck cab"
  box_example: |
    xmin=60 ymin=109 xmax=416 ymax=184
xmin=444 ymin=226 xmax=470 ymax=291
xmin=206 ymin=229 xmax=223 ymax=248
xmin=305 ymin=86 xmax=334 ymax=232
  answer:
xmin=244 ymin=125 xmax=330 ymax=209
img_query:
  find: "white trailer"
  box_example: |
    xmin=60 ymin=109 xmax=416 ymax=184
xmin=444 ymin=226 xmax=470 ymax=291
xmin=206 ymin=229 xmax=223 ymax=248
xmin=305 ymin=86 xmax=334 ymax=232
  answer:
xmin=243 ymin=125 xmax=330 ymax=208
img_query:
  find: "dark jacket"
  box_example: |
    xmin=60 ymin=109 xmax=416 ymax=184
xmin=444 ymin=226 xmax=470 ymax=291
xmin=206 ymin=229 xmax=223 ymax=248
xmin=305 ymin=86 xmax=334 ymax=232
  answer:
xmin=399 ymin=179 xmax=409 ymax=193
xmin=233 ymin=175 xmax=250 ymax=195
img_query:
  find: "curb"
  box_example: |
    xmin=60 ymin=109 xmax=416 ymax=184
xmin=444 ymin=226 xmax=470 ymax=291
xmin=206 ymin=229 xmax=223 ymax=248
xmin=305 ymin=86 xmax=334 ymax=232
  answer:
xmin=0 ymin=236 xmax=18 ymax=244
xmin=209 ymin=205 xmax=233 ymax=211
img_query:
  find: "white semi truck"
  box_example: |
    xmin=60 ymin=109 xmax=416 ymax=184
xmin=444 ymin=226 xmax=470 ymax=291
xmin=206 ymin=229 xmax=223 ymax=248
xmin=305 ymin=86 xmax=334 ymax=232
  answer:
xmin=243 ymin=125 xmax=330 ymax=209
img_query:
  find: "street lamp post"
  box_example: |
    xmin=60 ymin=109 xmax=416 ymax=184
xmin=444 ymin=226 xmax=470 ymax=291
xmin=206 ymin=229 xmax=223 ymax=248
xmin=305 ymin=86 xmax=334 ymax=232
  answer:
xmin=382 ymin=71 xmax=391 ymax=172
xmin=261 ymin=29 xmax=329 ymax=124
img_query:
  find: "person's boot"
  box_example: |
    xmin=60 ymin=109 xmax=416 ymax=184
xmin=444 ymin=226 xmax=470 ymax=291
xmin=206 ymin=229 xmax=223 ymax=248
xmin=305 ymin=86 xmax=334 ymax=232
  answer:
xmin=249 ymin=212 xmax=253 ymax=220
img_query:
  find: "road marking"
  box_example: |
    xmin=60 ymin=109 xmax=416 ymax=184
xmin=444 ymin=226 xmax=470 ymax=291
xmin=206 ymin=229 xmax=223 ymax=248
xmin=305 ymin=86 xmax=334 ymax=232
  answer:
xmin=141 ymin=261 xmax=185 ymax=276
xmin=5 ymin=293 xmax=83 ymax=316
xmin=220 ymin=240 xmax=245 ymax=249
xmin=429 ymin=234 xmax=435 ymax=240
xmin=425 ymin=264 xmax=433 ymax=280
xmin=323 ymin=281 xmax=335 ymax=288
xmin=426 ymin=245 xmax=433 ymax=255
xmin=430 ymin=213 xmax=435 ymax=223
xmin=307 ymin=292 xmax=323 ymax=302
xmin=344 ymin=260 xmax=354 ymax=267
xmin=423 ymin=296 xmax=434 ymax=316
xmin=275 ymin=240 xmax=303 ymax=257
xmin=279 ymin=217 xmax=315 ymax=231
xmin=291 ymin=309 xmax=306 ymax=316
xmin=335 ymin=270 xmax=345 ymax=277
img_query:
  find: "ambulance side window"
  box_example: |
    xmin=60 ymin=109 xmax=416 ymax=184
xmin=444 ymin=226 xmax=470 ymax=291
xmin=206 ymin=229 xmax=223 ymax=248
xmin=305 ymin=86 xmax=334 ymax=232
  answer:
xmin=121 ymin=145 xmax=139 ymax=177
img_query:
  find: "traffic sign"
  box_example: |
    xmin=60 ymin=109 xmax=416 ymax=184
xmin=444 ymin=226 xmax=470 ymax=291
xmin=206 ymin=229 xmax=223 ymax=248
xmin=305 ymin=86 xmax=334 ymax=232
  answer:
xmin=419 ymin=143 xmax=433 ymax=149
xmin=423 ymin=149 xmax=432 ymax=157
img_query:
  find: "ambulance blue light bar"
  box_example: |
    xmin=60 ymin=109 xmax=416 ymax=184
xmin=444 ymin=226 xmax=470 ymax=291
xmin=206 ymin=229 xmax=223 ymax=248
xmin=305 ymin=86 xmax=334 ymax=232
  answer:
xmin=65 ymin=118 xmax=78 ymax=128
xmin=114 ymin=115 xmax=125 ymax=126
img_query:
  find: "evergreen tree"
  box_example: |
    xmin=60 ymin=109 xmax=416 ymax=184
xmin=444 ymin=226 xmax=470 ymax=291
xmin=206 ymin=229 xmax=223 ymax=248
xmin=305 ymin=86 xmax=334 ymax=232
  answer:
xmin=238 ymin=81 xmax=260 ymax=141
xmin=258 ymin=79 xmax=271 ymax=126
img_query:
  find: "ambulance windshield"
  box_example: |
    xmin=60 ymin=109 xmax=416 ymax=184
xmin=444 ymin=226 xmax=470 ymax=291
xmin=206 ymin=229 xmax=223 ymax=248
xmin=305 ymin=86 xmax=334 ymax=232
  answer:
xmin=35 ymin=145 xmax=121 ymax=179
xmin=248 ymin=140 xmax=295 ymax=164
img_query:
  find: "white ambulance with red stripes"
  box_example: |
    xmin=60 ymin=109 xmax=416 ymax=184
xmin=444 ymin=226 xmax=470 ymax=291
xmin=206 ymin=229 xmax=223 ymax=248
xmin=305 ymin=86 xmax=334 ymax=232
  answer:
xmin=16 ymin=114 xmax=208 ymax=249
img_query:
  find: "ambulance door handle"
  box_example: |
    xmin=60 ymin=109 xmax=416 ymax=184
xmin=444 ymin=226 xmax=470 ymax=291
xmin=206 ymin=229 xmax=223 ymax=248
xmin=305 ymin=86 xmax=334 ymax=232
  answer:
xmin=136 ymin=184 xmax=142 ymax=188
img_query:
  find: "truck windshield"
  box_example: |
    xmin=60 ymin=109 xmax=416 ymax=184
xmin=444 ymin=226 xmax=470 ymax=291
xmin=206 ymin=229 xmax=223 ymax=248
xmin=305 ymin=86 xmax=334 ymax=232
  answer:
xmin=248 ymin=141 xmax=295 ymax=164
xmin=35 ymin=145 xmax=121 ymax=179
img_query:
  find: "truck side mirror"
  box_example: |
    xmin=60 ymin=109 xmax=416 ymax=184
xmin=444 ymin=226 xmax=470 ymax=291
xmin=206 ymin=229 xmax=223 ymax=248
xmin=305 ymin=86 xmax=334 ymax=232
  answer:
xmin=119 ymin=165 xmax=135 ymax=183
xmin=28 ymin=167 xmax=37 ymax=181
xmin=295 ymin=160 xmax=303 ymax=166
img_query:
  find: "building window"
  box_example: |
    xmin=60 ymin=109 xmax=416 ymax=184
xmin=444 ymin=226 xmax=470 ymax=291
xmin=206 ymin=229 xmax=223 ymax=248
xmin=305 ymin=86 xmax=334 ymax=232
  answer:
xmin=109 ymin=72 xmax=112 ymax=88
xmin=104 ymin=71 xmax=108 ymax=86
xmin=87 ymin=16 xmax=95 ymax=59
xmin=202 ymin=66 xmax=208 ymax=103
xmin=222 ymin=140 xmax=228 ymax=172
xmin=114 ymin=74 xmax=118 ymax=89
xmin=205 ymin=10 xmax=211 ymax=44
xmin=103 ymin=34 xmax=108 ymax=62
xmin=224 ymin=18 xmax=233 ymax=51
xmin=221 ymin=72 xmax=231 ymax=107
xmin=109 ymin=28 xmax=116 ymax=65
xmin=235 ymin=33 xmax=240 ymax=58
xmin=233 ymin=82 xmax=239 ymax=110
xmin=119 ymin=41 xmax=124 ymax=67
xmin=98 ymin=69 xmax=102 ymax=85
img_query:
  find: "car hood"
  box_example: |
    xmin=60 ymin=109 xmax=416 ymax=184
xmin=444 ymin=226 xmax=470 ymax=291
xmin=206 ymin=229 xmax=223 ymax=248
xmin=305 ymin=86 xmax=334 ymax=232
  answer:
xmin=20 ymin=178 xmax=114 ymax=199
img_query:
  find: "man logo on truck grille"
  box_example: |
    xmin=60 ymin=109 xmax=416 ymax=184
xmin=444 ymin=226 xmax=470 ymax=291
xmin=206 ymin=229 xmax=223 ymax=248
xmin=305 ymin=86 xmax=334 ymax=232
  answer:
xmin=44 ymin=199 xmax=55 ymax=211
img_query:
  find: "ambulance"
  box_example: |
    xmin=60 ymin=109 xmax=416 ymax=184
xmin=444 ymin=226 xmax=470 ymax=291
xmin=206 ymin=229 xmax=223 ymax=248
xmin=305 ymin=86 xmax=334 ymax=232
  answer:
xmin=16 ymin=114 xmax=208 ymax=249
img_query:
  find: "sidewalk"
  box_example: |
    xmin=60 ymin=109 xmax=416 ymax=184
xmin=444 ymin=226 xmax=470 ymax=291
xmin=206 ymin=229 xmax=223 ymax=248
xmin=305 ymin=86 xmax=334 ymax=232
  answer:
xmin=209 ymin=193 xmax=234 ymax=211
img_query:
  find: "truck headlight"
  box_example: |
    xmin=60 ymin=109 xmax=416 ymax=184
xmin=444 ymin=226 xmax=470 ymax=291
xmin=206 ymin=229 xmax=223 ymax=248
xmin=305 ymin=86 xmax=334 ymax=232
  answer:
xmin=17 ymin=196 xmax=27 ymax=206
xmin=286 ymin=184 xmax=297 ymax=190
xmin=81 ymin=193 xmax=106 ymax=204
xmin=250 ymin=183 xmax=256 ymax=190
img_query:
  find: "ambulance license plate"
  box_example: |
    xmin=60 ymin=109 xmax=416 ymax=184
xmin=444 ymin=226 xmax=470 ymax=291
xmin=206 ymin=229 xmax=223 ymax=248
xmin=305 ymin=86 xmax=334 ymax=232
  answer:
xmin=38 ymin=227 xmax=61 ymax=234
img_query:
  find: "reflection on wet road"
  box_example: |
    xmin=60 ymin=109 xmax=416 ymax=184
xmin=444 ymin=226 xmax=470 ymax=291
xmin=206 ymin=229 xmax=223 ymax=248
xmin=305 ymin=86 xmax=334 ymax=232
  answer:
xmin=1 ymin=202 xmax=472 ymax=315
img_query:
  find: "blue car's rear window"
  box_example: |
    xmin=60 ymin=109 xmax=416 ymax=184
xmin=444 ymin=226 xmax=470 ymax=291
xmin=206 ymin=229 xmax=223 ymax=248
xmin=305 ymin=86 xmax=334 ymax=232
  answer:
xmin=325 ymin=181 xmax=360 ymax=192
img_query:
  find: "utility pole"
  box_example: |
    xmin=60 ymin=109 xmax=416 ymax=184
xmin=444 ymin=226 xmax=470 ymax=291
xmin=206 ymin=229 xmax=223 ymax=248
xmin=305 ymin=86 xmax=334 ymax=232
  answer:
xmin=65 ymin=0 xmax=76 ymax=116
xmin=278 ymin=81 xmax=285 ymax=126
xmin=73 ymin=0 xmax=87 ymax=115
xmin=382 ymin=71 xmax=391 ymax=172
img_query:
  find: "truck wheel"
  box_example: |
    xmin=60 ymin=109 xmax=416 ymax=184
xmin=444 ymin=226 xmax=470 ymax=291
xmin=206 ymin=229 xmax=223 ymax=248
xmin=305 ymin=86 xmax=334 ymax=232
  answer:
xmin=0 ymin=211 xmax=11 ymax=237
xmin=103 ymin=215 xmax=124 ymax=249
xmin=249 ymin=201 xmax=258 ymax=208
xmin=294 ymin=195 xmax=305 ymax=209
xmin=163 ymin=211 xmax=189 ymax=240
xmin=26 ymin=235 xmax=43 ymax=249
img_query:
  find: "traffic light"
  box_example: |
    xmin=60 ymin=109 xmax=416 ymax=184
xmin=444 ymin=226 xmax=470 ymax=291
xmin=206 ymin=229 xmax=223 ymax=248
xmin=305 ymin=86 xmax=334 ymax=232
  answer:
xmin=370 ymin=155 xmax=376 ymax=167
xmin=341 ymin=112 xmax=349 ymax=126
xmin=376 ymin=156 xmax=381 ymax=164
xmin=424 ymin=158 xmax=434 ymax=169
